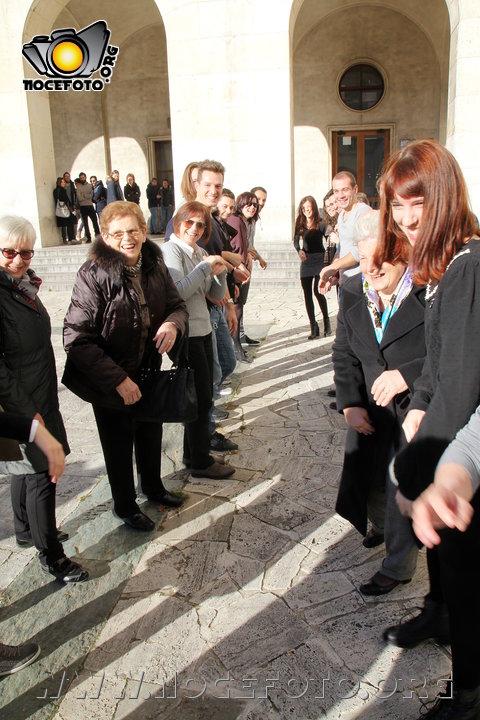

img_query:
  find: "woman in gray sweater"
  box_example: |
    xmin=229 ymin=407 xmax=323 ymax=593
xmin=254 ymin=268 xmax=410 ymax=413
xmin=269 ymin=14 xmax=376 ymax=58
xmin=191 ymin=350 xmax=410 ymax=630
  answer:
xmin=161 ymin=201 xmax=235 ymax=480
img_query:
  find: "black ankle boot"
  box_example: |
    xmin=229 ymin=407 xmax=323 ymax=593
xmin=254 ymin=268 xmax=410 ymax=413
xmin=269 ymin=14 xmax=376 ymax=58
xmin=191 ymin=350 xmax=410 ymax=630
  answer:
xmin=420 ymin=683 xmax=480 ymax=719
xmin=308 ymin=322 xmax=320 ymax=340
xmin=323 ymin=317 xmax=332 ymax=336
xmin=383 ymin=597 xmax=450 ymax=648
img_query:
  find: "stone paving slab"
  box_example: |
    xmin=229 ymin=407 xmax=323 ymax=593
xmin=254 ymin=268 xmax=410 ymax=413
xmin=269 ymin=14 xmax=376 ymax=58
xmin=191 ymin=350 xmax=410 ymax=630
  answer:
xmin=0 ymin=287 xmax=452 ymax=719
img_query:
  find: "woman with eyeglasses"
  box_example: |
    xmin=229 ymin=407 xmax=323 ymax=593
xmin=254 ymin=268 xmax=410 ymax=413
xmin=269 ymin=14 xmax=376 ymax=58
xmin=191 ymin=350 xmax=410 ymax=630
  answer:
xmin=63 ymin=201 xmax=189 ymax=531
xmin=161 ymin=201 xmax=235 ymax=480
xmin=0 ymin=215 xmax=88 ymax=583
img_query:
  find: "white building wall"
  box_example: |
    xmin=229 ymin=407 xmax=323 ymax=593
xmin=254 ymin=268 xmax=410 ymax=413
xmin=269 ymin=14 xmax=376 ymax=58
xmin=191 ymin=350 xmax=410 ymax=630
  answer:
xmin=446 ymin=0 xmax=480 ymax=213
xmin=1 ymin=0 xmax=479 ymax=246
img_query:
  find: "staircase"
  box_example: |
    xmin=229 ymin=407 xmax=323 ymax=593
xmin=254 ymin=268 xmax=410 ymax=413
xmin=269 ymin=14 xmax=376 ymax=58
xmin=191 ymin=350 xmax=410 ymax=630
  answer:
xmin=251 ymin=241 xmax=299 ymax=288
xmin=32 ymin=239 xmax=300 ymax=292
xmin=32 ymin=244 xmax=90 ymax=291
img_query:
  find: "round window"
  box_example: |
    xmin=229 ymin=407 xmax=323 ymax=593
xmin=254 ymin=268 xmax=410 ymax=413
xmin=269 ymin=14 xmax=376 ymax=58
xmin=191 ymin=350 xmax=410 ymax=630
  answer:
xmin=339 ymin=64 xmax=384 ymax=111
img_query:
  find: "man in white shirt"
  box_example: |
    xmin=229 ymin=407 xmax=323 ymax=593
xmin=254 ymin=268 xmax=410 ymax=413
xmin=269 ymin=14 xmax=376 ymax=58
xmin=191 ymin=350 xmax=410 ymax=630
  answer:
xmin=319 ymin=171 xmax=370 ymax=291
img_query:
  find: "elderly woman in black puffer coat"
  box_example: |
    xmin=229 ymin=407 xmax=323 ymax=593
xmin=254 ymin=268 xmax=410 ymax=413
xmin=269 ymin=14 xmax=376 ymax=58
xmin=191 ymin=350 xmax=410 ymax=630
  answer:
xmin=63 ymin=201 xmax=188 ymax=532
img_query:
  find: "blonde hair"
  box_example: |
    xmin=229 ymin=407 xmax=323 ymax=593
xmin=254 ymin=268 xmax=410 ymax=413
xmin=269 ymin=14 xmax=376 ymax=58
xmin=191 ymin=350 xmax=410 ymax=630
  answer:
xmin=100 ymin=201 xmax=147 ymax=234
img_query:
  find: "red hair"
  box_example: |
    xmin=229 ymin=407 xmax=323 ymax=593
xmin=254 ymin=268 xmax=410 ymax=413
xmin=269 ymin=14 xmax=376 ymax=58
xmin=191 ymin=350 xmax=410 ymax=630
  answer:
xmin=376 ymin=139 xmax=479 ymax=285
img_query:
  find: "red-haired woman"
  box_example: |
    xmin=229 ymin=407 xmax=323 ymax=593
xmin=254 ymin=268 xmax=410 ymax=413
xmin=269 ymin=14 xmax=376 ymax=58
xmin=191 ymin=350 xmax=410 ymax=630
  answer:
xmin=293 ymin=196 xmax=331 ymax=338
xmin=378 ymin=139 xmax=480 ymax=718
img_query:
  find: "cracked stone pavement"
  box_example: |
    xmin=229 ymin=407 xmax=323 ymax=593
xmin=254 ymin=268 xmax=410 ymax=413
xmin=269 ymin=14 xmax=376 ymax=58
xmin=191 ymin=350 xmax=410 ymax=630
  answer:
xmin=0 ymin=287 xmax=451 ymax=719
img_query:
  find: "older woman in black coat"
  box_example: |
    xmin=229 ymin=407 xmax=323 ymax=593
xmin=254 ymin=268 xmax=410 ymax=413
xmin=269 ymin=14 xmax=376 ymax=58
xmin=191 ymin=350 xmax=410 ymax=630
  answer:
xmin=0 ymin=215 xmax=88 ymax=583
xmin=63 ymin=201 xmax=188 ymax=532
xmin=333 ymin=210 xmax=426 ymax=595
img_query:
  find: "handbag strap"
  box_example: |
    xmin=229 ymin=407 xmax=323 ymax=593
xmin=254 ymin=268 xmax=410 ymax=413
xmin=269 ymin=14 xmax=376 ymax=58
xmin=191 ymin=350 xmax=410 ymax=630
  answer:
xmin=169 ymin=324 xmax=190 ymax=368
xmin=141 ymin=323 xmax=190 ymax=373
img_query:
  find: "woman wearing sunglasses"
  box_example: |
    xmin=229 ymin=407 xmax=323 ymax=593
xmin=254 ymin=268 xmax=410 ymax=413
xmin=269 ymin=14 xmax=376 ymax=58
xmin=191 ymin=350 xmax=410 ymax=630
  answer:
xmin=0 ymin=215 xmax=88 ymax=583
xmin=161 ymin=201 xmax=235 ymax=480
xmin=63 ymin=201 xmax=188 ymax=531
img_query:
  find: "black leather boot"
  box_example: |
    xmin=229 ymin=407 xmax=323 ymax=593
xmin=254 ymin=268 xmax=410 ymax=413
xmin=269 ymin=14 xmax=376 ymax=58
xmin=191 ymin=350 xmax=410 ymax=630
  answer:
xmin=308 ymin=322 xmax=320 ymax=340
xmin=323 ymin=317 xmax=332 ymax=336
xmin=383 ymin=597 xmax=450 ymax=648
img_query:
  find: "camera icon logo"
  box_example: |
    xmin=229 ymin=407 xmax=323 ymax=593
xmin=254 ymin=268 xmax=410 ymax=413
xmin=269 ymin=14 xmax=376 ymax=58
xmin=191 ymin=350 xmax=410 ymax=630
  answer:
xmin=22 ymin=20 xmax=110 ymax=79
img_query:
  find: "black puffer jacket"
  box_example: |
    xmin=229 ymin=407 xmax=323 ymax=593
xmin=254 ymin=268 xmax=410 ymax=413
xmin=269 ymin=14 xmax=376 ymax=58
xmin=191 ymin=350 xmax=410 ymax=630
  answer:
xmin=62 ymin=238 xmax=188 ymax=408
xmin=0 ymin=270 xmax=69 ymax=474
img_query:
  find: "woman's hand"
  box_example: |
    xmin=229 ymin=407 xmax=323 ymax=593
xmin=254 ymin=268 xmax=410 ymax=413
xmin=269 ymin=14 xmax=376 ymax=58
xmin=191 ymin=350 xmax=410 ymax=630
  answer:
xmin=412 ymin=463 xmax=475 ymax=547
xmin=371 ymin=370 xmax=408 ymax=407
xmin=153 ymin=321 xmax=178 ymax=354
xmin=258 ymin=255 xmax=267 ymax=270
xmin=402 ymin=409 xmax=426 ymax=442
xmin=343 ymin=406 xmax=375 ymax=435
xmin=205 ymin=255 xmax=227 ymax=276
xmin=233 ymin=265 xmax=250 ymax=283
xmin=318 ymin=265 xmax=339 ymax=293
xmin=33 ymin=423 xmax=65 ymax=484
xmin=299 ymin=250 xmax=307 ymax=263
xmin=116 ymin=377 xmax=142 ymax=405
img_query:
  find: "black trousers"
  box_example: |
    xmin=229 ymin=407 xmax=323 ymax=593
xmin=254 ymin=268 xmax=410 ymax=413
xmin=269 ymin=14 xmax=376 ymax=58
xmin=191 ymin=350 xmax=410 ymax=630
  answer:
xmin=184 ymin=333 xmax=214 ymax=469
xmin=300 ymin=275 xmax=328 ymax=328
xmin=93 ymin=405 xmax=166 ymax=517
xmin=10 ymin=471 xmax=64 ymax=565
xmin=79 ymin=205 xmax=100 ymax=240
xmin=426 ymin=490 xmax=480 ymax=689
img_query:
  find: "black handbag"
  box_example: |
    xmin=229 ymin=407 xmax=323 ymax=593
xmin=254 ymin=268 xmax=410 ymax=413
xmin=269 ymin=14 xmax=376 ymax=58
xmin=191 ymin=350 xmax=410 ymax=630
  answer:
xmin=132 ymin=334 xmax=198 ymax=423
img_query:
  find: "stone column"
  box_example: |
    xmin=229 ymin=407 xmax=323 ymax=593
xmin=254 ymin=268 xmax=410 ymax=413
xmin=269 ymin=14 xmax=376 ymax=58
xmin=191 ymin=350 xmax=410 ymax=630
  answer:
xmin=0 ymin=1 xmax=59 ymax=246
xmin=160 ymin=0 xmax=295 ymax=243
xmin=446 ymin=0 xmax=480 ymax=212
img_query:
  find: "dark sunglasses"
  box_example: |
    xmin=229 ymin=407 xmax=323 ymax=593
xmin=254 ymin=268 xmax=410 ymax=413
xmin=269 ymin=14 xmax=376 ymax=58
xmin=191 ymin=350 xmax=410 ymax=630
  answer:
xmin=245 ymin=202 xmax=258 ymax=208
xmin=0 ymin=248 xmax=35 ymax=261
xmin=183 ymin=219 xmax=206 ymax=230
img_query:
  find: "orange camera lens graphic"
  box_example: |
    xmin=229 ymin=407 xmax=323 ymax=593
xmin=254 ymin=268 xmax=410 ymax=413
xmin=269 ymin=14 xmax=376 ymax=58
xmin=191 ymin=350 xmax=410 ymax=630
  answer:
xmin=51 ymin=41 xmax=84 ymax=73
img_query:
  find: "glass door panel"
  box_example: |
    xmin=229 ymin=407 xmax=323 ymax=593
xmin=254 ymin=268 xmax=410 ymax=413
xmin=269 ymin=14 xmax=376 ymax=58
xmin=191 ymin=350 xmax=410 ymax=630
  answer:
xmin=333 ymin=129 xmax=390 ymax=207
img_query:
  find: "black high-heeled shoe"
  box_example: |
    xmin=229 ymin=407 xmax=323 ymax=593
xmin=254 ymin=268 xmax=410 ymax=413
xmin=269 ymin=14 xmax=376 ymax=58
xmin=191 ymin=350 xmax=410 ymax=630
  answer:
xmin=308 ymin=322 xmax=320 ymax=340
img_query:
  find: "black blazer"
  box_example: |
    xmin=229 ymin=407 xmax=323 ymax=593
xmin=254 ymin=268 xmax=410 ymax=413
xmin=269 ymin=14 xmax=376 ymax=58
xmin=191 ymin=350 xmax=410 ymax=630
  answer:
xmin=395 ymin=238 xmax=480 ymax=499
xmin=333 ymin=273 xmax=426 ymax=534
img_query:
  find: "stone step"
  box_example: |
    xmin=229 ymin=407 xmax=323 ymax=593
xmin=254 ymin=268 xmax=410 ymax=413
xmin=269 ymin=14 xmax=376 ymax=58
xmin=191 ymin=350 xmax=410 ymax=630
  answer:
xmin=32 ymin=243 xmax=303 ymax=291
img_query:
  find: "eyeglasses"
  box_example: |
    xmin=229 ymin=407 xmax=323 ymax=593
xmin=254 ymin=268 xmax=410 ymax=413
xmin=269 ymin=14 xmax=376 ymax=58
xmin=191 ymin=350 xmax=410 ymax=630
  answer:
xmin=183 ymin=219 xmax=206 ymax=230
xmin=246 ymin=202 xmax=258 ymax=208
xmin=107 ymin=229 xmax=140 ymax=241
xmin=0 ymin=248 xmax=34 ymax=261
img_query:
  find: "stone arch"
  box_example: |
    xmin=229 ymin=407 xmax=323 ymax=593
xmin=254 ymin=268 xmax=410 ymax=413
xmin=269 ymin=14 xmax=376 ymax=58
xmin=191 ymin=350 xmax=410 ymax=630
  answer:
xmin=21 ymin=0 xmax=169 ymax=245
xmin=289 ymin=0 xmax=451 ymax=204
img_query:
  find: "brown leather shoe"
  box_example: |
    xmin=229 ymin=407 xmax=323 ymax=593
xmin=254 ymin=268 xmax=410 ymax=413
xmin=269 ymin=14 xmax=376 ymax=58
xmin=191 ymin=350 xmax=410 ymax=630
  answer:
xmin=191 ymin=461 xmax=235 ymax=479
xmin=360 ymin=571 xmax=410 ymax=596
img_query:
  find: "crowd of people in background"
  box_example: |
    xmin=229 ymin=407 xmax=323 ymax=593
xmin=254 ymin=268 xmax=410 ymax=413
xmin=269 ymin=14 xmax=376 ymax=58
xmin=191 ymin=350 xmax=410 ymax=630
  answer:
xmin=4 ymin=141 xmax=480 ymax=719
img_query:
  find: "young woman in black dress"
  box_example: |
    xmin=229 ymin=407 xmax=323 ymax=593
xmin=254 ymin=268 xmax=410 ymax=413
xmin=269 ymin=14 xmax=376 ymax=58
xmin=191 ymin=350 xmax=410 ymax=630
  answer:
xmin=293 ymin=196 xmax=331 ymax=338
